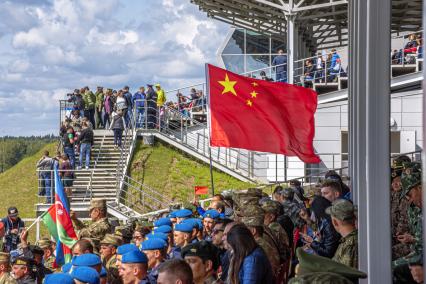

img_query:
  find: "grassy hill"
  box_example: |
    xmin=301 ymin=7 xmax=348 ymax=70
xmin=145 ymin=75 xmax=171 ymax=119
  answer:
xmin=0 ymin=142 xmax=57 ymax=218
xmin=128 ymin=140 xmax=255 ymax=203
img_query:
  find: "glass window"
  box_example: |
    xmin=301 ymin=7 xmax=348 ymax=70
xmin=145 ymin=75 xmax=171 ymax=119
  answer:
xmin=272 ymin=37 xmax=286 ymax=53
xmin=246 ymin=54 xmax=270 ymax=72
xmin=221 ymin=55 xmax=245 ymax=73
xmin=222 ymin=29 xmax=245 ymax=54
xmin=246 ymin=30 xmax=270 ymax=54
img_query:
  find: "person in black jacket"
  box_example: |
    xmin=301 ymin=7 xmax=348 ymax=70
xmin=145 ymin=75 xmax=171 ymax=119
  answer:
xmin=300 ymin=196 xmax=340 ymax=258
xmin=145 ymin=84 xmax=158 ymax=129
xmin=77 ymin=122 xmax=94 ymax=170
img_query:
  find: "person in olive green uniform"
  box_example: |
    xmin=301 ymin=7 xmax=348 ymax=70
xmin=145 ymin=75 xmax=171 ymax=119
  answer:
xmin=393 ymin=162 xmax=423 ymax=283
xmin=94 ymin=86 xmax=105 ymax=129
xmin=0 ymin=253 xmax=17 ymax=284
xmin=100 ymin=234 xmax=121 ymax=284
xmin=82 ymin=86 xmax=96 ymax=129
xmin=71 ymin=199 xmax=112 ymax=240
xmin=326 ymin=199 xmax=358 ymax=269
xmin=36 ymin=239 xmax=55 ymax=273
xmin=289 ymin=248 xmax=367 ymax=284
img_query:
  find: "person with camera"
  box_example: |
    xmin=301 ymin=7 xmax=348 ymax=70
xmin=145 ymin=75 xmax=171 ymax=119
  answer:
xmin=1 ymin=208 xmax=25 ymax=253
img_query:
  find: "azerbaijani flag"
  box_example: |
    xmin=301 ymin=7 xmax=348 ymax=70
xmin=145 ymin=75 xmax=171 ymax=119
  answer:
xmin=41 ymin=166 xmax=78 ymax=265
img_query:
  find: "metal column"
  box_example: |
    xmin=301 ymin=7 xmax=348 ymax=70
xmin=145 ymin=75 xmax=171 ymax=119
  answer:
xmin=422 ymin=0 xmax=426 ymax=276
xmin=349 ymin=0 xmax=391 ymax=282
xmin=287 ymin=16 xmax=295 ymax=84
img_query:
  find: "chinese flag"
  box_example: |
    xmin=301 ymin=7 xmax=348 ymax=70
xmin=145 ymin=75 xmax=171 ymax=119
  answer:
xmin=208 ymin=64 xmax=320 ymax=164
xmin=195 ymin=186 xmax=209 ymax=195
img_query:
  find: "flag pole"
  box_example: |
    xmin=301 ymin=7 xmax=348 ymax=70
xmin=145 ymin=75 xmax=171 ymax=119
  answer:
xmin=27 ymin=209 xmax=49 ymax=231
xmin=205 ymin=63 xmax=215 ymax=196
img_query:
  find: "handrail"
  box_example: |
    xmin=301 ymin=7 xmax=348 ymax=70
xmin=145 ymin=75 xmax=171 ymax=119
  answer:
xmin=84 ymin=131 xmax=107 ymax=201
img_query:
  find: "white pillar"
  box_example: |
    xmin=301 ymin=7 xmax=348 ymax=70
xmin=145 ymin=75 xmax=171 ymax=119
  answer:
xmin=287 ymin=16 xmax=295 ymax=84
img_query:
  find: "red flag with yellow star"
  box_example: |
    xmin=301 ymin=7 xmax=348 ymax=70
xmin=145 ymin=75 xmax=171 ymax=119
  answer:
xmin=207 ymin=64 xmax=320 ymax=164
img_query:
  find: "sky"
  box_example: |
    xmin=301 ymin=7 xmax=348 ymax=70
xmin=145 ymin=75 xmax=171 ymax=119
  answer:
xmin=0 ymin=0 xmax=229 ymax=136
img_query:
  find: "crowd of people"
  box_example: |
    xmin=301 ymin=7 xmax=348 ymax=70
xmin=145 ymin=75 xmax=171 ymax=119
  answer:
xmin=392 ymin=33 xmax=423 ymax=65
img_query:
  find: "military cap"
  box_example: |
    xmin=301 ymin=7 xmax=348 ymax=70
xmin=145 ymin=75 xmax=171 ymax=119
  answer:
xmin=141 ymin=238 xmax=167 ymax=251
xmin=115 ymin=226 xmax=133 ymax=241
xmin=182 ymin=219 xmax=199 ymax=230
xmin=36 ymin=237 xmax=52 ymax=249
xmin=100 ymin=266 xmax=107 ymax=277
xmin=175 ymin=223 xmax=194 ymax=233
xmin=146 ymin=232 xmax=169 ymax=242
xmin=401 ymin=162 xmax=422 ymax=198
xmin=72 ymin=253 xmax=102 ymax=266
xmin=153 ymin=225 xmax=172 ymax=234
xmin=154 ymin=217 xmax=172 ymax=227
xmin=44 ymin=273 xmax=75 ymax=284
xmin=261 ymin=200 xmax=281 ymax=214
xmin=89 ymin=198 xmax=107 ymax=210
xmin=7 ymin=207 xmax=18 ymax=217
xmin=71 ymin=266 xmax=100 ymax=284
xmin=100 ymin=234 xmax=121 ymax=247
xmin=175 ymin=209 xmax=193 ymax=218
xmin=12 ymin=257 xmax=33 ymax=267
xmin=289 ymin=272 xmax=353 ymax=284
xmin=326 ymin=199 xmax=355 ymax=221
xmin=0 ymin=253 xmax=10 ymax=263
xmin=168 ymin=211 xmax=177 ymax=218
xmin=181 ymin=240 xmax=220 ymax=270
xmin=241 ymin=215 xmax=264 ymax=227
xmin=203 ymin=209 xmax=220 ymax=219
xmin=295 ymin=248 xmax=367 ymax=280
xmin=62 ymin=262 xmax=72 ymax=273
xmin=280 ymin=187 xmax=294 ymax=199
xmin=29 ymin=245 xmax=44 ymax=256
xmin=117 ymin=244 xmax=139 ymax=255
xmin=122 ymin=250 xmax=148 ymax=264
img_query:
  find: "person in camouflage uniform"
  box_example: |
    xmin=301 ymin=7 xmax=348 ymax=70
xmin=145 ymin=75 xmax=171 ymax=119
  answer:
xmin=100 ymin=234 xmax=121 ymax=284
xmin=280 ymin=188 xmax=304 ymax=228
xmin=0 ymin=253 xmax=17 ymax=284
xmin=390 ymin=160 xmax=411 ymax=260
xmin=262 ymin=200 xmax=290 ymax=256
xmin=71 ymin=199 xmax=112 ymax=240
xmin=289 ymin=247 xmax=367 ymax=284
xmin=241 ymin=205 xmax=281 ymax=278
xmin=326 ymin=199 xmax=358 ymax=268
xmin=393 ymin=162 xmax=423 ymax=283
xmin=36 ymin=239 xmax=55 ymax=273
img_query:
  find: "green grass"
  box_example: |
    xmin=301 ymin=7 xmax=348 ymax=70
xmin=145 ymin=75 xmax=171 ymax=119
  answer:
xmin=128 ymin=140 xmax=255 ymax=204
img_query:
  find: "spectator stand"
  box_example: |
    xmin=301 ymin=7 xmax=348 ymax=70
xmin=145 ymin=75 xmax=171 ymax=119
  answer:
xmin=391 ymin=31 xmax=423 ymax=77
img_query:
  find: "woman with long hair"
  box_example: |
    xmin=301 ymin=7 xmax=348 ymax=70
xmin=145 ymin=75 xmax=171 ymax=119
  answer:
xmin=227 ymin=224 xmax=273 ymax=284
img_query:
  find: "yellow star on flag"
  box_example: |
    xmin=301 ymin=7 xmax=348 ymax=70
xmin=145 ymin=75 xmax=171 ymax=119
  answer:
xmin=246 ymin=100 xmax=253 ymax=107
xmin=252 ymin=82 xmax=258 ymax=87
xmin=250 ymin=91 xmax=258 ymax=98
xmin=218 ymin=74 xmax=237 ymax=96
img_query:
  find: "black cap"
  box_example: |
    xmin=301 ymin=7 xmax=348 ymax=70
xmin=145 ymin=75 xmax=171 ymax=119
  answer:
xmin=147 ymin=84 xmax=153 ymax=88
xmin=181 ymin=240 xmax=220 ymax=270
xmin=8 ymin=207 xmax=18 ymax=217
xmin=29 ymin=245 xmax=44 ymax=256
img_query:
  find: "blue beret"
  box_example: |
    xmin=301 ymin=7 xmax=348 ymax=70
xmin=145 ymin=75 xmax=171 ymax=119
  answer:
xmin=146 ymin=232 xmax=169 ymax=242
xmin=182 ymin=219 xmax=199 ymax=230
xmin=122 ymin=250 xmax=148 ymax=264
xmin=71 ymin=266 xmax=100 ymax=284
xmin=154 ymin=225 xmax=172 ymax=234
xmin=100 ymin=266 xmax=107 ymax=277
xmin=141 ymin=238 xmax=167 ymax=251
xmin=44 ymin=273 xmax=74 ymax=284
xmin=175 ymin=222 xmax=194 ymax=233
xmin=72 ymin=253 xmax=101 ymax=266
xmin=175 ymin=209 xmax=192 ymax=218
xmin=61 ymin=262 xmax=72 ymax=273
xmin=168 ymin=211 xmax=177 ymax=218
xmin=117 ymin=244 xmax=139 ymax=255
xmin=154 ymin=218 xmax=172 ymax=227
xmin=203 ymin=209 xmax=220 ymax=219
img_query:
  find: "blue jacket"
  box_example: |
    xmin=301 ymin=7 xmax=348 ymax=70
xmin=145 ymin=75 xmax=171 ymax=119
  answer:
xmin=123 ymin=91 xmax=133 ymax=109
xmin=330 ymin=53 xmax=340 ymax=69
xmin=238 ymin=247 xmax=273 ymax=284
xmin=310 ymin=217 xmax=341 ymax=258
xmin=133 ymin=92 xmax=146 ymax=108
xmin=272 ymin=55 xmax=287 ymax=73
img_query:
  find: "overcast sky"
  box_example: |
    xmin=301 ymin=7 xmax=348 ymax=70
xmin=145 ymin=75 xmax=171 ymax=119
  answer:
xmin=0 ymin=0 xmax=228 ymax=136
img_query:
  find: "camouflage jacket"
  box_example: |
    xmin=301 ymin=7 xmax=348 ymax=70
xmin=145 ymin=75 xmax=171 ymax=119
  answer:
xmin=390 ymin=191 xmax=409 ymax=236
xmin=289 ymin=272 xmax=352 ymax=284
xmin=267 ymin=222 xmax=290 ymax=262
xmin=332 ymin=229 xmax=358 ymax=269
xmin=104 ymin=255 xmax=120 ymax=283
xmin=0 ymin=273 xmax=17 ymax=284
xmin=77 ymin=218 xmax=112 ymax=240
xmin=256 ymin=236 xmax=280 ymax=277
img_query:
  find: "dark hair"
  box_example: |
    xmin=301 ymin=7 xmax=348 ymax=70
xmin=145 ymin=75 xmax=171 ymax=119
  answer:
xmin=213 ymin=194 xmax=224 ymax=201
xmin=158 ymin=259 xmax=193 ymax=284
xmin=72 ymin=239 xmax=94 ymax=254
xmin=43 ymin=150 xmax=49 ymax=156
xmin=215 ymin=218 xmax=233 ymax=228
xmin=273 ymin=185 xmax=283 ymax=195
xmin=310 ymin=196 xmax=332 ymax=221
xmin=227 ymin=224 xmax=258 ymax=284
xmin=321 ymin=180 xmax=342 ymax=195
xmin=212 ymin=201 xmax=225 ymax=213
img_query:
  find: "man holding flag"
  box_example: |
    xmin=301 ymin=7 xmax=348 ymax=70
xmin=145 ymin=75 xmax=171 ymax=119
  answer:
xmin=71 ymin=199 xmax=111 ymax=240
